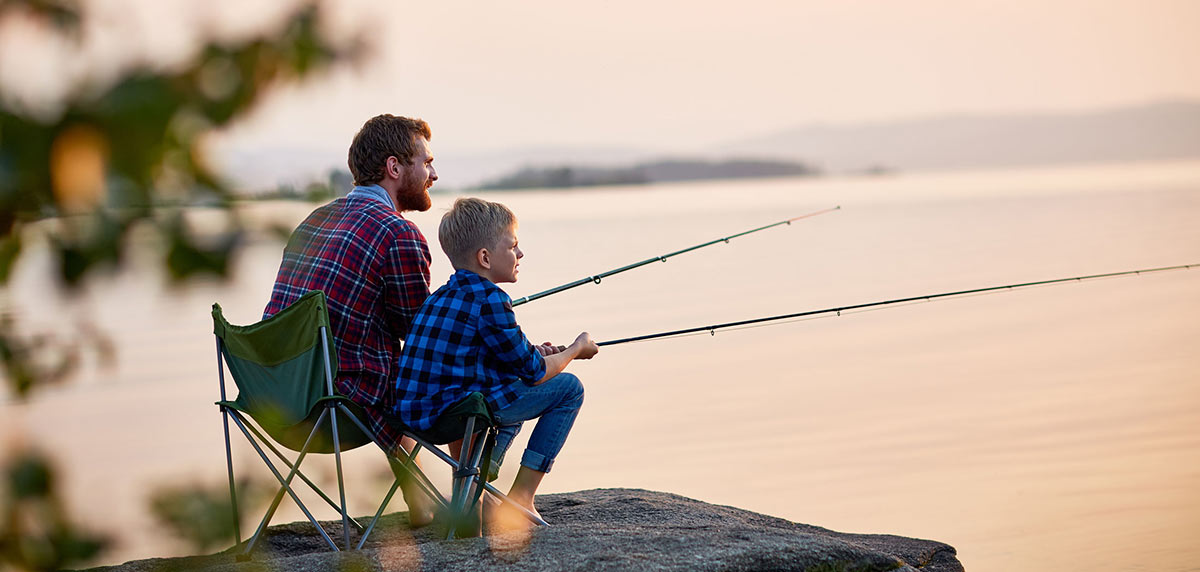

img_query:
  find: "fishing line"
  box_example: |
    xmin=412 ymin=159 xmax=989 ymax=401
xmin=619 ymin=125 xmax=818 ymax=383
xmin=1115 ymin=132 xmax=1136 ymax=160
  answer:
xmin=597 ymin=263 xmax=1199 ymax=347
xmin=604 ymin=285 xmax=1061 ymax=345
xmin=511 ymin=205 xmax=841 ymax=307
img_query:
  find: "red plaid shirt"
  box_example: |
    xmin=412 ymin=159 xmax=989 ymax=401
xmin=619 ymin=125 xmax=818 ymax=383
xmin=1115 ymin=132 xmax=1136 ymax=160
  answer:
xmin=264 ymin=191 xmax=431 ymax=452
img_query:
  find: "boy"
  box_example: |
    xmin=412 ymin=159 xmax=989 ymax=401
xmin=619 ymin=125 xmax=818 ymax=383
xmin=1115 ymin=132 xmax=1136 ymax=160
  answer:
xmin=394 ymin=197 xmax=599 ymax=522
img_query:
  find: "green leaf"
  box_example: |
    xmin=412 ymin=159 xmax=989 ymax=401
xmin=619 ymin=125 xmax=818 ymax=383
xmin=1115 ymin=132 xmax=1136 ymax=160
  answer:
xmin=7 ymin=453 xmax=52 ymax=499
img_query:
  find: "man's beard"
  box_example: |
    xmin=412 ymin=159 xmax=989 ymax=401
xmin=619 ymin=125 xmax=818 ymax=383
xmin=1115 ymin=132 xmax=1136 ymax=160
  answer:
xmin=395 ymin=172 xmax=432 ymax=212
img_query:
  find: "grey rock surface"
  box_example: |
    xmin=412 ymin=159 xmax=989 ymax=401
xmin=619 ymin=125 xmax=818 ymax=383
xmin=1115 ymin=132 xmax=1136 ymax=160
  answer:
xmin=86 ymin=488 xmax=963 ymax=572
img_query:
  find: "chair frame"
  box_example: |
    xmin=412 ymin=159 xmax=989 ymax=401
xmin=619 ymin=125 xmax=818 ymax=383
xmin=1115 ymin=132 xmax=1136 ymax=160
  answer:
xmin=214 ymin=303 xmax=545 ymax=557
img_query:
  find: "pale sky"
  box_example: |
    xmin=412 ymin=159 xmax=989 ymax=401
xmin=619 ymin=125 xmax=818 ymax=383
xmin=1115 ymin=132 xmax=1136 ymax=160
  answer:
xmin=222 ymin=0 xmax=1200 ymax=153
xmin=5 ymin=0 xmax=1200 ymax=158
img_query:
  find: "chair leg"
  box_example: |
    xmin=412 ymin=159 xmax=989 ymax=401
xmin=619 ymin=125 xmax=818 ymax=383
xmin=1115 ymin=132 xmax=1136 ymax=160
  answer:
xmin=216 ymin=342 xmax=242 ymax=547
xmin=447 ymin=417 xmax=478 ymax=540
xmin=462 ymin=428 xmax=490 ymax=513
xmin=356 ymin=479 xmax=401 ymax=551
xmin=335 ymin=406 xmax=453 ymax=549
xmin=339 ymin=407 xmax=451 ymax=511
xmin=230 ymin=409 xmax=340 ymax=556
xmin=389 ymin=446 xmax=449 ymax=512
xmin=328 ymin=404 xmax=352 ymax=550
xmin=401 ymin=430 xmax=549 ymax=528
xmin=239 ymin=419 xmax=364 ymax=531
xmin=221 ymin=407 xmax=242 ymax=547
xmin=339 ymin=405 xmax=450 ymax=509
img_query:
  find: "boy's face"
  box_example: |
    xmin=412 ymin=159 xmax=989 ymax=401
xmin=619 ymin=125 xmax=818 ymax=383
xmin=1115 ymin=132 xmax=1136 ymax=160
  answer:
xmin=485 ymin=225 xmax=523 ymax=284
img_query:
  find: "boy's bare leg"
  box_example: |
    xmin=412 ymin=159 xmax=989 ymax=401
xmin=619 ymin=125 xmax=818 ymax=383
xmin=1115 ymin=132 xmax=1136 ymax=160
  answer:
xmin=507 ymin=466 xmax=545 ymax=518
xmin=395 ymin=436 xmax=437 ymax=527
xmin=486 ymin=465 xmax=545 ymax=535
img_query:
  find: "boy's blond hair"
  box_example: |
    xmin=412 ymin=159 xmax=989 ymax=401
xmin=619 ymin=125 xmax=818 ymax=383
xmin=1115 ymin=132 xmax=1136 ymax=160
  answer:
xmin=439 ymin=197 xmax=517 ymax=269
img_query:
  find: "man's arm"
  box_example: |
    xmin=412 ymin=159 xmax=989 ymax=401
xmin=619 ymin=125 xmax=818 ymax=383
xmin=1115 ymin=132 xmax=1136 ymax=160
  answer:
xmin=382 ymin=225 xmax=432 ymax=351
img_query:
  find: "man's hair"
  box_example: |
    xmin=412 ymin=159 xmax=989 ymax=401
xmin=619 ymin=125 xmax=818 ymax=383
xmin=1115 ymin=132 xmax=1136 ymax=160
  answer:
xmin=347 ymin=115 xmax=432 ymax=186
xmin=439 ymin=198 xmax=517 ymax=269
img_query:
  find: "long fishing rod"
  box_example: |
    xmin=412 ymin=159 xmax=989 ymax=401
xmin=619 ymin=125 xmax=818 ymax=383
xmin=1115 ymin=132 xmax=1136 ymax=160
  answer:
xmin=512 ymin=205 xmax=842 ymax=307
xmin=597 ymin=263 xmax=1198 ymax=347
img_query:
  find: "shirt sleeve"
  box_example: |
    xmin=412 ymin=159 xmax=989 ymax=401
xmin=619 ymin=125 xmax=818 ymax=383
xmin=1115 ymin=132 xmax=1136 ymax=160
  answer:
xmin=477 ymin=291 xmax=547 ymax=383
xmin=382 ymin=223 xmax=432 ymax=353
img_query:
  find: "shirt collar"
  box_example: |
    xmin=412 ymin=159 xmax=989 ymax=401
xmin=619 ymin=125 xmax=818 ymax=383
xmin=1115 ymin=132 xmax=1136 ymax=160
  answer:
xmin=451 ymin=268 xmax=502 ymax=292
xmin=346 ymin=183 xmax=395 ymax=210
xmin=452 ymin=268 xmax=486 ymax=286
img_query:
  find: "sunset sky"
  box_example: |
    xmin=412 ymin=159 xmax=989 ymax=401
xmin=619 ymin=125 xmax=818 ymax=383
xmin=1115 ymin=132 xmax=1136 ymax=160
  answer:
xmin=227 ymin=0 xmax=1200 ymax=151
xmin=4 ymin=0 xmax=1199 ymax=164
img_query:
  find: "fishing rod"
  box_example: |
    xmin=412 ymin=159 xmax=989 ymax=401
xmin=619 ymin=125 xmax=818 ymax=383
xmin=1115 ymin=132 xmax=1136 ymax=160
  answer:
xmin=597 ymin=263 xmax=1198 ymax=347
xmin=511 ymin=205 xmax=842 ymax=307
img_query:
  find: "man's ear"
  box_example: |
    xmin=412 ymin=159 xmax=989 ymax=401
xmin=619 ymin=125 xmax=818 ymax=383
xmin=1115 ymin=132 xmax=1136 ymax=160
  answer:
xmin=386 ymin=156 xmax=403 ymax=180
xmin=476 ymin=247 xmax=491 ymax=270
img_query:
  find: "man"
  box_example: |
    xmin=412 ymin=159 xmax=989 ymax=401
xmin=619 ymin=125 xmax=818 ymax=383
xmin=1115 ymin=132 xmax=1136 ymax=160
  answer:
xmin=263 ymin=114 xmax=438 ymax=525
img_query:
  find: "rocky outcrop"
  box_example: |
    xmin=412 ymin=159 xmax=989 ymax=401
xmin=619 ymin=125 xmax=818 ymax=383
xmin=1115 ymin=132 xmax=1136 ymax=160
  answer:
xmin=86 ymin=488 xmax=962 ymax=571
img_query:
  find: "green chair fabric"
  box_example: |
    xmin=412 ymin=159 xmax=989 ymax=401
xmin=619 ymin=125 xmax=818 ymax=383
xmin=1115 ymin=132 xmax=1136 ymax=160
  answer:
xmin=422 ymin=392 xmax=493 ymax=445
xmin=213 ymin=290 xmax=369 ymax=453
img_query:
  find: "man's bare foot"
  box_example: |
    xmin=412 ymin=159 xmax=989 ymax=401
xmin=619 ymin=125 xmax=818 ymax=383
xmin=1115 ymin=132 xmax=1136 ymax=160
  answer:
xmin=406 ymin=494 xmax=438 ymax=528
xmin=408 ymin=507 xmax=436 ymax=528
xmin=391 ymin=440 xmax=440 ymax=528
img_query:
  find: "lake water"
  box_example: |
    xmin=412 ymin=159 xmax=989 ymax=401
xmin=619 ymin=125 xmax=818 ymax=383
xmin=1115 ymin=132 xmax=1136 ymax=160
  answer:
xmin=3 ymin=160 xmax=1199 ymax=570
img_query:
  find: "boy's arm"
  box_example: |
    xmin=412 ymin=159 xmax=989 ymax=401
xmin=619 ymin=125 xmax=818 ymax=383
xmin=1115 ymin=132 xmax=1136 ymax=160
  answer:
xmin=477 ymin=293 xmax=599 ymax=385
xmin=478 ymin=295 xmax=550 ymax=383
xmin=535 ymin=332 xmax=599 ymax=385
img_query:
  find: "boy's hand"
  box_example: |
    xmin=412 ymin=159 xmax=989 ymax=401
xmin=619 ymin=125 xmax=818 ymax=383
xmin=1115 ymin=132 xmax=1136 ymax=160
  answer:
xmin=571 ymin=332 xmax=599 ymax=360
xmin=535 ymin=342 xmax=564 ymax=356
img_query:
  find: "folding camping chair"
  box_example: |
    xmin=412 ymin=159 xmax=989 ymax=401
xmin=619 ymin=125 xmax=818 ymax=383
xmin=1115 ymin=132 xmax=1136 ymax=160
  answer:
xmin=213 ymin=290 xmax=543 ymax=557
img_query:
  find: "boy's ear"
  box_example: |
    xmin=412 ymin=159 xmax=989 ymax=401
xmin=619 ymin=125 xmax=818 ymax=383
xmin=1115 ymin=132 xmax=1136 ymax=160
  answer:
xmin=476 ymin=247 xmax=491 ymax=270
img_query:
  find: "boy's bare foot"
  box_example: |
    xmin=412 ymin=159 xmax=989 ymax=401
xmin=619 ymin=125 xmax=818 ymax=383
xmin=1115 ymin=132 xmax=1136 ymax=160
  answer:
xmin=485 ymin=466 xmax=547 ymax=535
xmin=485 ymin=497 xmax=539 ymax=535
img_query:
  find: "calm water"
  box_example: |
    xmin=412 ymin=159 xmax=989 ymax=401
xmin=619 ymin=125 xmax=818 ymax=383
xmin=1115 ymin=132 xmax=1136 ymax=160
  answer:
xmin=3 ymin=160 xmax=1199 ymax=570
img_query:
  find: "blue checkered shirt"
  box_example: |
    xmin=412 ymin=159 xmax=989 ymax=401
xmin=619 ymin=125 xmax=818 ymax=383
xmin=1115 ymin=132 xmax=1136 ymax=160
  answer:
xmin=394 ymin=269 xmax=547 ymax=431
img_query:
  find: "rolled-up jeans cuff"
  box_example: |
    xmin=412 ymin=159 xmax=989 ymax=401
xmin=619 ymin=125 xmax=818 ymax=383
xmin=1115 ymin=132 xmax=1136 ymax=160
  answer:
xmin=520 ymin=449 xmax=554 ymax=473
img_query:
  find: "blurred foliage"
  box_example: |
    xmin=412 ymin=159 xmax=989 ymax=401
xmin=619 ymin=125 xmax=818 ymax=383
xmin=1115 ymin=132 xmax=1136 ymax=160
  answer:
xmin=149 ymin=478 xmax=271 ymax=553
xmin=0 ymin=0 xmax=80 ymax=35
xmin=0 ymin=0 xmax=359 ymax=394
xmin=0 ymin=0 xmax=360 ymax=289
xmin=0 ymin=451 xmax=107 ymax=571
xmin=0 ymin=0 xmax=364 ymax=566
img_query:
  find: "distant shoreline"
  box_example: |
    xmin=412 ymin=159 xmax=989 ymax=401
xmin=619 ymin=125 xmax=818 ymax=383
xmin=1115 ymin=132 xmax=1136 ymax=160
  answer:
xmin=472 ymin=157 xmax=825 ymax=191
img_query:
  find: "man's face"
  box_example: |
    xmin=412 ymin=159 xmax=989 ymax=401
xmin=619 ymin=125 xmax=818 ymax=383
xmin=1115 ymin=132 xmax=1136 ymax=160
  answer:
xmin=395 ymin=137 xmax=436 ymax=212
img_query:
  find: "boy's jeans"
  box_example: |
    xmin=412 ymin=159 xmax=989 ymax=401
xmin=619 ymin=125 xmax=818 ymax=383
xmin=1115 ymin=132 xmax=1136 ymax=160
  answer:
xmin=490 ymin=372 xmax=584 ymax=474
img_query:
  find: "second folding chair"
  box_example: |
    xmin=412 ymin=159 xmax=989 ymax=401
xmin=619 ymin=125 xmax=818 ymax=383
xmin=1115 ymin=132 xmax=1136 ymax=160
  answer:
xmin=212 ymin=290 xmax=542 ymax=558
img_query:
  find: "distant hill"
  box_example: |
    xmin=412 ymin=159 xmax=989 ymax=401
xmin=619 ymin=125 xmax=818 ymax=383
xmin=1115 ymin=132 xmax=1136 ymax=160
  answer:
xmin=718 ymin=100 xmax=1200 ymax=173
xmin=476 ymin=158 xmax=818 ymax=190
xmin=215 ymin=100 xmax=1200 ymax=193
